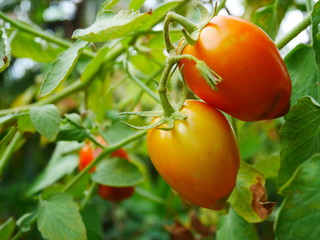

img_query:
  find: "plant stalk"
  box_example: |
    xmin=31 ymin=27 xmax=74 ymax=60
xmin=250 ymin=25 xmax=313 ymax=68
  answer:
xmin=276 ymin=12 xmax=311 ymax=50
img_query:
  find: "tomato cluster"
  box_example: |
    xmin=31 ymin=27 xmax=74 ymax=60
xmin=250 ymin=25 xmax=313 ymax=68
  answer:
xmin=79 ymin=137 xmax=134 ymax=202
xmin=180 ymin=15 xmax=291 ymax=122
xmin=146 ymin=15 xmax=291 ymax=210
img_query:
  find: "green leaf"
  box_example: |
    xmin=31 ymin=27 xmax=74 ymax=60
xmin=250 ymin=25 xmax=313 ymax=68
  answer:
xmin=30 ymin=105 xmax=61 ymax=141
xmin=17 ymin=114 xmax=36 ymax=133
xmin=37 ymin=193 xmax=87 ymax=240
xmin=284 ymin=44 xmax=320 ymax=104
xmin=0 ymin=127 xmax=16 ymax=159
xmin=56 ymin=115 xmax=90 ymax=142
xmin=0 ymin=113 xmax=16 ymax=126
xmin=92 ymin=158 xmax=144 ymax=187
xmin=82 ymin=204 xmax=103 ymax=240
xmin=253 ymin=154 xmax=280 ymax=179
xmin=311 ymin=0 xmax=320 ymax=66
xmin=98 ymin=0 xmax=120 ymax=14
xmin=252 ymin=6 xmax=277 ymax=40
xmin=10 ymin=31 xmax=63 ymax=63
xmin=81 ymin=44 xmax=109 ymax=82
xmin=16 ymin=212 xmax=35 ymax=232
xmin=216 ymin=208 xmax=259 ymax=240
xmin=0 ymin=28 xmax=10 ymax=72
xmin=39 ymin=40 xmax=88 ymax=97
xmin=129 ymin=0 xmax=145 ymax=11
xmin=229 ymin=161 xmax=275 ymax=223
xmin=275 ymin=154 xmax=320 ymax=240
xmin=27 ymin=153 xmax=78 ymax=196
xmin=0 ymin=217 xmax=15 ymax=240
xmin=278 ymin=96 xmax=320 ymax=188
xmin=72 ymin=10 xmax=151 ymax=42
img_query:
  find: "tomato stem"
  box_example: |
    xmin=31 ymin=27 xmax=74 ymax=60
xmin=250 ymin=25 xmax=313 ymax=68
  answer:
xmin=158 ymin=57 xmax=177 ymax=117
xmin=163 ymin=11 xmax=198 ymax=54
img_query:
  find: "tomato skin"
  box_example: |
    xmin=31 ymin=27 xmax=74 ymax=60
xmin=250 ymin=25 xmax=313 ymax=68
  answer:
xmin=180 ymin=15 xmax=291 ymax=122
xmin=79 ymin=143 xmax=96 ymax=173
xmin=78 ymin=138 xmax=134 ymax=202
xmin=147 ymin=100 xmax=240 ymax=210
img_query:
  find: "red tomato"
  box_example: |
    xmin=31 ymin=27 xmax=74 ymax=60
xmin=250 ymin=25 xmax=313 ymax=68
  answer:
xmin=78 ymin=137 xmax=134 ymax=202
xmin=179 ymin=15 xmax=291 ymax=122
xmin=98 ymin=185 xmax=134 ymax=202
xmin=147 ymin=100 xmax=240 ymax=210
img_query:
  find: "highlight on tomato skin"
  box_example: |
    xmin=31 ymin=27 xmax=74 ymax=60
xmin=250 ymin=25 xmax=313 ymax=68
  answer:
xmin=179 ymin=15 xmax=292 ymax=122
xmin=147 ymin=100 xmax=240 ymax=210
xmin=78 ymin=137 xmax=134 ymax=202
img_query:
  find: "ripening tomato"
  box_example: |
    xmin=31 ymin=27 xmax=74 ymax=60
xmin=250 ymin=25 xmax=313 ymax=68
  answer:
xmin=147 ymin=100 xmax=240 ymax=210
xmin=78 ymin=137 xmax=134 ymax=202
xmin=98 ymin=185 xmax=135 ymax=202
xmin=179 ymin=15 xmax=291 ymax=122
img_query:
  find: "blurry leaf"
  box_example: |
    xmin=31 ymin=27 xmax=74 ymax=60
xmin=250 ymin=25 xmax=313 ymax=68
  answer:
xmin=39 ymin=40 xmax=88 ymax=97
xmin=16 ymin=212 xmax=35 ymax=232
xmin=56 ymin=115 xmax=90 ymax=142
xmin=0 ymin=127 xmax=16 ymax=159
xmin=72 ymin=10 xmax=151 ymax=42
xmin=0 ymin=217 xmax=15 ymax=240
xmin=164 ymin=221 xmax=195 ymax=240
xmin=129 ymin=0 xmax=145 ymax=10
xmin=311 ymin=0 xmax=320 ymax=65
xmin=82 ymin=204 xmax=103 ymax=240
xmin=0 ymin=113 xmax=16 ymax=126
xmin=275 ymin=154 xmax=320 ymax=240
xmin=253 ymin=154 xmax=280 ymax=179
xmin=135 ymin=187 xmax=165 ymax=204
xmin=30 ymin=104 xmax=61 ymax=141
xmin=106 ymin=120 xmax=134 ymax=144
xmin=37 ymin=193 xmax=87 ymax=240
xmin=92 ymin=158 xmax=144 ymax=186
xmin=252 ymin=6 xmax=277 ymax=39
xmin=284 ymin=44 xmax=320 ymax=104
xmin=229 ymin=161 xmax=275 ymax=223
xmin=0 ymin=28 xmax=10 ymax=72
xmin=98 ymin=0 xmax=120 ymax=14
xmin=27 ymin=154 xmax=78 ymax=196
xmin=216 ymin=208 xmax=259 ymax=240
xmin=81 ymin=45 xmax=109 ymax=82
xmin=10 ymin=31 xmax=63 ymax=63
xmin=87 ymin=76 xmax=112 ymax=123
xmin=278 ymin=96 xmax=320 ymax=188
xmin=138 ymin=1 xmax=183 ymax=32
xmin=17 ymin=114 xmax=36 ymax=133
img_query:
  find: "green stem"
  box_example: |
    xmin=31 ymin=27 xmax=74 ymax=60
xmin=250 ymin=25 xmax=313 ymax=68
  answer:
xmin=163 ymin=11 xmax=198 ymax=54
xmin=0 ymin=130 xmax=22 ymax=175
xmin=276 ymin=12 xmax=311 ymax=50
xmin=80 ymin=181 xmax=97 ymax=210
xmin=61 ymin=130 xmax=146 ymax=193
xmin=126 ymin=64 xmax=161 ymax=103
xmin=157 ymin=57 xmax=178 ymax=117
xmin=0 ymin=11 xmax=95 ymax=58
xmin=216 ymin=0 xmax=228 ymax=14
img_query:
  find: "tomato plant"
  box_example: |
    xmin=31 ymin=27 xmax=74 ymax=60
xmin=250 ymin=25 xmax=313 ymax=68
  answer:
xmin=147 ymin=100 xmax=240 ymax=210
xmin=0 ymin=0 xmax=319 ymax=239
xmin=79 ymin=138 xmax=134 ymax=202
xmin=179 ymin=15 xmax=292 ymax=122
